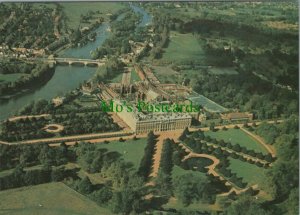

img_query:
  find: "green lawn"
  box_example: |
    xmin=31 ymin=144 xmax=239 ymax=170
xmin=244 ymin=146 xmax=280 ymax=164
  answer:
xmin=0 ymin=182 xmax=113 ymax=215
xmin=96 ymin=138 xmax=147 ymax=169
xmin=205 ymin=128 xmax=268 ymax=154
xmin=228 ymin=158 xmax=266 ymax=186
xmin=0 ymin=73 xmax=24 ymax=83
xmin=161 ymin=31 xmax=206 ymax=64
xmin=151 ymin=65 xmax=180 ymax=84
xmin=172 ymin=165 xmax=206 ymax=183
xmin=60 ymin=2 xmax=125 ymax=29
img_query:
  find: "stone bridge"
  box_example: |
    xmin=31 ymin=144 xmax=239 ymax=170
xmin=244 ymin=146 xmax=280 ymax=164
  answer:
xmin=48 ymin=57 xmax=106 ymax=67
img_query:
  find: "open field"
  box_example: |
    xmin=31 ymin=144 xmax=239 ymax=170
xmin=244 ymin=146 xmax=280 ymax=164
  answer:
xmin=0 ymin=182 xmax=113 ymax=215
xmin=96 ymin=138 xmax=146 ymax=169
xmin=151 ymin=65 xmax=180 ymax=84
xmin=60 ymin=2 xmax=125 ymax=29
xmin=161 ymin=31 xmax=205 ymax=64
xmin=228 ymin=158 xmax=266 ymax=186
xmin=205 ymin=128 xmax=268 ymax=154
xmin=172 ymin=165 xmax=206 ymax=182
xmin=0 ymin=73 xmax=25 ymax=83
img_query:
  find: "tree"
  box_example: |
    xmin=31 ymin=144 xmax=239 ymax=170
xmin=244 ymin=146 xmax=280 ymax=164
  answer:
xmin=155 ymin=171 xmax=173 ymax=196
xmin=210 ymin=122 xmax=215 ymax=131
xmin=77 ymin=177 xmax=93 ymax=194
xmin=174 ymin=173 xmax=211 ymax=206
xmin=159 ymin=139 xmax=174 ymax=174
xmin=281 ymin=188 xmax=299 ymax=215
xmin=232 ymin=144 xmax=242 ymax=152
xmin=51 ymin=167 xmax=65 ymax=182
xmin=179 ymin=127 xmax=189 ymax=141
xmin=90 ymin=186 xmax=113 ymax=205
xmin=109 ymin=174 xmax=145 ymax=214
xmin=224 ymin=194 xmax=271 ymax=215
xmin=137 ymin=132 xmax=157 ymax=180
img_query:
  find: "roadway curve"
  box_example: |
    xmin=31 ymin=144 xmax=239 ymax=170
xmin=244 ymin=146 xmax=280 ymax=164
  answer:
xmin=240 ymin=127 xmax=276 ymax=157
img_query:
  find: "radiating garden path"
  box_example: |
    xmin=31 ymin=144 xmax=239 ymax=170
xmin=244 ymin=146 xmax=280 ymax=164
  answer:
xmin=7 ymin=114 xmax=50 ymax=122
xmin=177 ymin=142 xmax=258 ymax=196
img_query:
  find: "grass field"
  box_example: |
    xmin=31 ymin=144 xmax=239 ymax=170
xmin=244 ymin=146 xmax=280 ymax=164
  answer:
xmin=0 ymin=73 xmax=24 ymax=83
xmin=205 ymin=128 xmax=268 ymax=154
xmin=161 ymin=31 xmax=205 ymax=63
xmin=60 ymin=2 xmax=125 ymax=29
xmin=96 ymin=138 xmax=146 ymax=169
xmin=151 ymin=65 xmax=180 ymax=84
xmin=228 ymin=158 xmax=266 ymax=186
xmin=0 ymin=182 xmax=113 ymax=215
xmin=172 ymin=165 xmax=206 ymax=182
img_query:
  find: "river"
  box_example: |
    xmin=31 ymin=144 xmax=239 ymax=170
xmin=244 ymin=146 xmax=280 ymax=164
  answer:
xmin=0 ymin=4 xmax=151 ymax=121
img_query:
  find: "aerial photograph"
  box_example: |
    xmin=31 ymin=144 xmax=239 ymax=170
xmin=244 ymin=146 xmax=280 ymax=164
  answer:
xmin=0 ymin=1 xmax=298 ymax=215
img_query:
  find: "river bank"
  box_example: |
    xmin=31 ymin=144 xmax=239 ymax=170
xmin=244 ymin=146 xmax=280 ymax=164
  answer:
xmin=0 ymin=4 xmax=152 ymax=121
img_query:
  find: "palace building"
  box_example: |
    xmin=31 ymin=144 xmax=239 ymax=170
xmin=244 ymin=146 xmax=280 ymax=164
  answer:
xmin=95 ymin=64 xmax=238 ymax=134
xmin=115 ymin=103 xmax=192 ymax=134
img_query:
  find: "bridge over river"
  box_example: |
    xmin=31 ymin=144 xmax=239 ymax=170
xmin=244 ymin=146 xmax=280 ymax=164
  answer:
xmin=47 ymin=57 xmax=106 ymax=67
xmin=25 ymin=56 xmax=106 ymax=67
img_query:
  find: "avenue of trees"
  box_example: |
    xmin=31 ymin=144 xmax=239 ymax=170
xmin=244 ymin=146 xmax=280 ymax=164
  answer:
xmin=155 ymin=138 xmax=174 ymax=197
xmin=137 ymin=131 xmax=157 ymax=180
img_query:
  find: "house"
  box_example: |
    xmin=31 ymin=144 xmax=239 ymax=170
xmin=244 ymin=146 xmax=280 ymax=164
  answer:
xmin=52 ymin=97 xmax=65 ymax=107
xmin=221 ymin=112 xmax=253 ymax=121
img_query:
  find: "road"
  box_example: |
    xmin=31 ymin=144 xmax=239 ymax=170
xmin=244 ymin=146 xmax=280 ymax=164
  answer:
xmin=240 ymin=127 xmax=276 ymax=157
xmin=0 ymin=119 xmax=283 ymax=146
